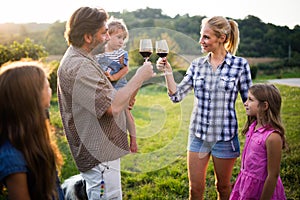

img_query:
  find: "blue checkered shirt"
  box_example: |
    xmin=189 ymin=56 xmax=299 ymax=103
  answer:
xmin=170 ymin=52 xmax=252 ymax=142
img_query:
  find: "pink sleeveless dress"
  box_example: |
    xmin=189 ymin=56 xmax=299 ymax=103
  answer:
xmin=230 ymin=121 xmax=286 ymax=200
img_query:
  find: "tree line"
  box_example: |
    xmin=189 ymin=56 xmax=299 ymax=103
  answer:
xmin=0 ymin=7 xmax=299 ymax=62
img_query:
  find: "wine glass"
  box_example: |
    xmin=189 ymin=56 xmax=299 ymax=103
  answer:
xmin=155 ymin=40 xmax=169 ymax=58
xmin=156 ymin=40 xmax=169 ymax=75
xmin=139 ymin=39 xmax=153 ymax=61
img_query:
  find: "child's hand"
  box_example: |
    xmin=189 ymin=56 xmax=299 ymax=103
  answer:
xmin=119 ymin=55 xmax=124 ymax=66
xmin=128 ymin=97 xmax=136 ymax=110
xmin=130 ymin=138 xmax=138 ymax=153
xmin=104 ymin=69 xmax=115 ymax=81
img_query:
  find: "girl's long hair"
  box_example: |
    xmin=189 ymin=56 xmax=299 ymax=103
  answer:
xmin=0 ymin=62 xmax=62 ymax=199
xmin=241 ymin=83 xmax=286 ymax=149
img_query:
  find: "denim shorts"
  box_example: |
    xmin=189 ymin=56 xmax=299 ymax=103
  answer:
xmin=187 ymin=133 xmax=240 ymax=158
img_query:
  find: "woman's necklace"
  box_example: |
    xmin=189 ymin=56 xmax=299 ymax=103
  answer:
xmin=210 ymin=56 xmax=224 ymax=71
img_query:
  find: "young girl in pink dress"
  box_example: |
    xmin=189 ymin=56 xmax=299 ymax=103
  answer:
xmin=230 ymin=83 xmax=286 ymax=200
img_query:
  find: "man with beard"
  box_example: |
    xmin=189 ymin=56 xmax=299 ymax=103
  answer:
xmin=57 ymin=7 xmax=154 ymax=199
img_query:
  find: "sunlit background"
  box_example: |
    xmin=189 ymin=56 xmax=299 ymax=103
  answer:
xmin=1 ymin=0 xmax=299 ymax=28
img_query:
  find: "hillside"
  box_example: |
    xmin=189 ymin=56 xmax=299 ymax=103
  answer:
xmin=0 ymin=8 xmax=299 ymax=59
xmin=0 ymin=22 xmax=50 ymax=34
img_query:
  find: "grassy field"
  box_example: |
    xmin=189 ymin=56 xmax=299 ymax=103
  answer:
xmin=49 ymin=81 xmax=300 ymax=199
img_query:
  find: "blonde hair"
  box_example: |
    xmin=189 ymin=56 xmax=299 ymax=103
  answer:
xmin=107 ymin=17 xmax=129 ymax=44
xmin=202 ymin=16 xmax=240 ymax=55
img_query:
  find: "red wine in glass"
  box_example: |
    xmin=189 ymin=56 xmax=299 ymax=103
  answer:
xmin=139 ymin=51 xmax=152 ymax=58
xmin=156 ymin=40 xmax=169 ymax=58
xmin=139 ymin=39 xmax=153 ymax=61
xmin=157 ymin=52 xmax=168 ymax=58
xmin=155 ymin=40 xmax=169 ymax=75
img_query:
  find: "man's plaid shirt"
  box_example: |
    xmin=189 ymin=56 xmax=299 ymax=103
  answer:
xmin=170 ymin=52 xmax=252 ymax=142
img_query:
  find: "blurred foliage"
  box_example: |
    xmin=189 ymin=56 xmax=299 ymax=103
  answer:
xmin=47 ymin=60 xmax=60 ymax=93
xmin=0 ymin=8 xmax=299 ymax=59
xmin=0 ymin=38 xmax=48 ymax=66
xmin=1 ymin=8 xmax=300 ymax=91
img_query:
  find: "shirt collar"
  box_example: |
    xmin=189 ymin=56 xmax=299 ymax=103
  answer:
xmin=224 ymin=52 xmax=234 ymax=66
xmin=70 ymin=45 xmax=97 ymax=62
xmin=202 ymin=52 xmax=234 ymax=66
xmin=250 ymin=120 xmax=273 ymax=134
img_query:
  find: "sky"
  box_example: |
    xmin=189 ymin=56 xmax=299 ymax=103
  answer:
xmin=0 ymin=0 xmax=299 ymax=29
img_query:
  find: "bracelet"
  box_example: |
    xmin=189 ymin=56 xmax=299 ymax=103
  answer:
xmin=164 ymin=71 xmax=173 ymax=76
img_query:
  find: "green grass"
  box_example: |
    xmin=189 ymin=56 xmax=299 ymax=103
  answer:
xmin=255 ymin=66 xmax=300 ymax=80
xmin=2 ymin=80 xmax=298 ymax=199
xmin=50 ymin=82 xmax=299 ymax=199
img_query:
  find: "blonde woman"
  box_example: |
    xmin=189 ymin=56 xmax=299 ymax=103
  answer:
xmin=157 ymin=16 xmax=252 ymax=199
